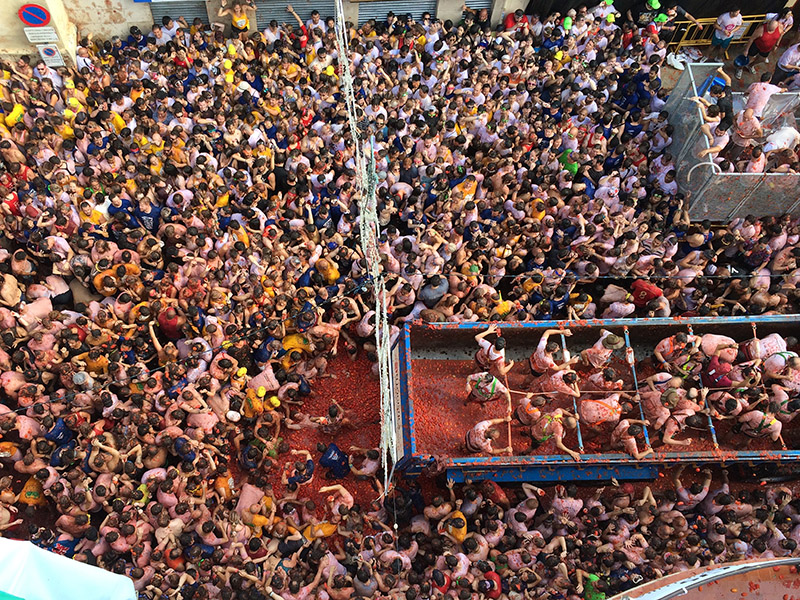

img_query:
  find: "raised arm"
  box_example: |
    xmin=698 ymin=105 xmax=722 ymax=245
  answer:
xmin=475 ymin=323 xmax=498 ymax=343
xmin=286 ymin=5 xmax=304 ymax=29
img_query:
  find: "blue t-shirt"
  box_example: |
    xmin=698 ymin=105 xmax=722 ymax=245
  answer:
xmin=134 ymin=202 xmax=161 ymax=232
xmin=287 ymin=459 xmax=315 ymax=485
xmin=319 ymin=443 xmax=350 ymax=478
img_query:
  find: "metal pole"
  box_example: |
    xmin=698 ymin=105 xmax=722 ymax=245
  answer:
xmin=687 ymin=324 xmax=719 ymax=449
xmin=503 ymin=372 xmax=513 ymax=456
xmin=559 ymin=330 xmax=584 ymax=453
xmin=623 ymin=326 xmax=652 ymax=449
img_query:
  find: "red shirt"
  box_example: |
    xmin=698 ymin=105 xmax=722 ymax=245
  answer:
xmin=432 ymin=573 xmax=451 ymax=594
xmin=485 ymin=572 xmax=502 ymax=599
xmin=503 ymin=13 xmax=528 ymax=31
xmin=3 ymin=192 xmax=21 ymax=217
xmin=702 ymin=356 xmax=732 ymax=388
xmin=630 ymin=279 xmax=663 ymax=308
xmin=482 ymin=479 xmax=510 ymax=507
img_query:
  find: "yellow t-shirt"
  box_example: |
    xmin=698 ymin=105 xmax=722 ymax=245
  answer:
xmin=80 ymin=210 xmax=104 ymax=225
xmin=283 ymin=333 xmax=311 ymax=354
xmin=111 ymin=112 xmax=126 ymax=134
xmin=56 ymin=123 xmax=75 ymax=139
xmin=232 ymin=12 xmax=250 ymax=29
xmin=445 ymin=510 xmax=467 ymax=543
xmin=4 ymin=103 xmax=24 ymax=127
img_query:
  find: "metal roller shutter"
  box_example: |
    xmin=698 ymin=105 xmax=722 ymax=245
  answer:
xmin=254 ymin=0 xmax=337 ymax=32
xmin=463 ymin=0 xmax=492 ymax=16
xmin=149 ymin=0 xmax=211 ymax=28
xmin=358 ymin=0 xmax=438 ymax=24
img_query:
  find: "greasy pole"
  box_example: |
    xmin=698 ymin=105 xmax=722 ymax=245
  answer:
xmin=559 ymin=328 xmax=584 ymax=453
xmin=688 ymin=324 xmax=719 ymax=449
xmin=623 ymin=326 xmax=652 ymax=450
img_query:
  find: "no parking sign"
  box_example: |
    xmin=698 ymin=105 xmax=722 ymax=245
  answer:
xmin=18 ymin=4 xmax=51 ymax=27
xmin=37 ymin=44 xmax=64 ymax=67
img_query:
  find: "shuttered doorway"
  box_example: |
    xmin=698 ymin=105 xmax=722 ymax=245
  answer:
xmin=253 ymin=0 xmax=337 ymax=31
xmin=463 ymin=0 xmax=492 ymax=19
xmin=149 ymin=0 xmax=211 ymax=28
xmin=357 ymin=0 xmax=438 ymax=24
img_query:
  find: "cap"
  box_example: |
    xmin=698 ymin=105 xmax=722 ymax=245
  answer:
xmin=237 ymin=81 xmax=250 ymax=92
xmin=605 ymin=0 xmax=613 ymax=4
xmin=228 ymin=43 xmax=237 ymax=55
xmin=661 ymin=388 xmax=679 ymax=406
xmin=602 ymin=334 xmax=624 ymax=349
xmin=223 ymin=59 xmax=232 ymax=70
xmin=65 ymin=79 xmax=75 ymax=89
xmin=268 ymin=396 xmax=281 ymax=408
xmin=654 ymin=13 xmax=668 ymax=23
xmin=325 ymin=65 xmax=335 ymax=76
xmin=236 ymin=367 xmax=248 ymax=378
xmin=257 ymin=386 xmax=266 ymax=397
xmin=606 ymin=13 xmax=616 ymax=22
xmin=647 ymin=0 xmax=661 ymax=8
xmin=563 ymin=16 xmax=573 ymax=30
xmin=226 ymin=410 xmax=242 ymax=422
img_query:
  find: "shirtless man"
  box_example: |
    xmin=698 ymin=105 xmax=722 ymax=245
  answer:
xmin=524 ymin=408 xmax=580 ymax=461
xmin=611 ymin=419 xmax=653 ymax=459
xmin=735 ymin=402 xmax=786 ymax=449
xmin=465 ymin=416 xmax=513 ymax=456
xmin=578 ymin=391 xmax=632 ymax=436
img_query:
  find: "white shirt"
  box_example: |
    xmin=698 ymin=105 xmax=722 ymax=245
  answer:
xmin=778 ymin=43 xmax=800 ymax=70
xmin=765 ymin=126 xmax=800 ymax=152
xmin=306 ymin=18 xmax=326 ymax=32
xmin=716 ymin=12 xmax=743 ymax=40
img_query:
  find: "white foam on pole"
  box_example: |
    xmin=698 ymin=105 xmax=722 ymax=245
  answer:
xmin=332 ymin=4 xmax=397 ymax=492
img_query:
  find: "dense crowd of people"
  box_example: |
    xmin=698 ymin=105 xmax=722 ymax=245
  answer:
xmin=0 ymin=0 xmax=799 ymax=598
xmin=467 ymin=324 xmax=799 ymax=462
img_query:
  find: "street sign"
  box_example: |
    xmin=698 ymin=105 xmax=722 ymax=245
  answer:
xmin=37 ymin=44 xmax=64 ymax=68
xmin=18 ymin=4 xmax=51 ymax=27
xmin=23 ymin=26 xmax=58 ymax=43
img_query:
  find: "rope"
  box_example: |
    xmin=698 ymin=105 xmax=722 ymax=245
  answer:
xmin=333 ymin=0 xmax=397 ymax=493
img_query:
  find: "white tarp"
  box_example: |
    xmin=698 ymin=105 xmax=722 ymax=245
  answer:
xmin=611 ymin=557 xmax=800 ymax=599
xmin=0 ymin=538 xmax=136 ymax=600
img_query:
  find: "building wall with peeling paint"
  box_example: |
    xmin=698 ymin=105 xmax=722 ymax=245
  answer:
xmin=63 ymin=0 xmax=153 ymax=39
xmin=0 ymin=0 xmax=78 ymax=64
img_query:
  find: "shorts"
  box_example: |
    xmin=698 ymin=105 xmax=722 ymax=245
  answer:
xmin=711 ymin=34 xmax=733 ymax=49
xmin=51 ymin=289 xmax=73 ymax=308
xmin=468 ymin=390 xmax=495 ymax=404
xmin=465 ymin=432 xmax=483 ymax=453
xmin=528 ymin=358 xmax=544 ymax=377
xmin=232 ymin=24 xmax=250 ymax=34
xmin=747 ymin=45 xmax=771 ymax=58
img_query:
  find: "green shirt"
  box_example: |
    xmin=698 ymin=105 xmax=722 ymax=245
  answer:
xmin=559 ymin=149 xmax=579 ymax=176
xmin=584 ymin=573 xmax=606 ymax=600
